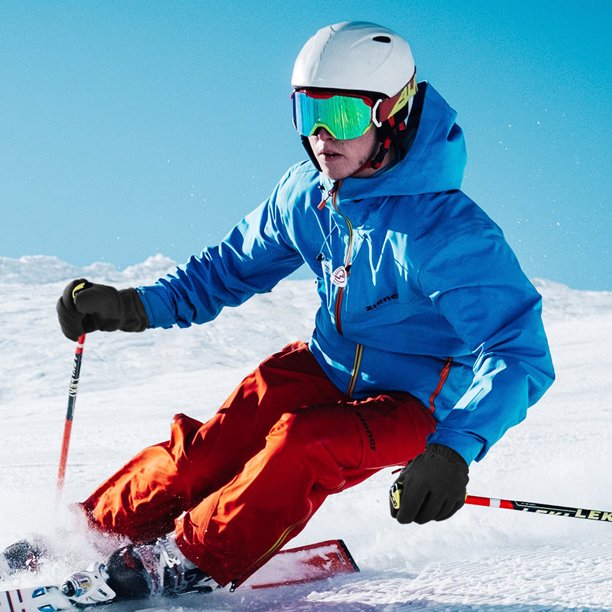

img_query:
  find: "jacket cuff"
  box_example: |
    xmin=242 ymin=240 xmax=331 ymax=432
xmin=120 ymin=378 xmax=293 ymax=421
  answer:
xmin=427 ymin=429 xmax=487 ymax=465
xmin=135 ymin=286 xmax=175 ymax=329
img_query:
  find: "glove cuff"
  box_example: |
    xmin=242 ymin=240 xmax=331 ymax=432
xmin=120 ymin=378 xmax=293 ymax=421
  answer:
xmin=118 ymin=289 xmax=149 ymax=332
xmin=427 ymin=443 xmax=468 ymax=467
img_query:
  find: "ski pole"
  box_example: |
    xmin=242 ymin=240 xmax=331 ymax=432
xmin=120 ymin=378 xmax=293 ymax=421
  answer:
xmin=56 ymin=333 xmax=86 ymax=501
xmin=465 ymin=494 xmax=612 ymax=523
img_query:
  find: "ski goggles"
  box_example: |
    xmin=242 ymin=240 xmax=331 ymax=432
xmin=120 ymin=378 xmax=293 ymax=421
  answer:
xmin=291 ymin=90 xmax=378 ymax=140
xmin=291 ymin=74 xmax=418 ymax=141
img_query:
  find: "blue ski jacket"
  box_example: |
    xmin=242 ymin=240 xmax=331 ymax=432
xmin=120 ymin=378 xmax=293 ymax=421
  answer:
xmin=137 ymin=83 xmax=555 ymax=465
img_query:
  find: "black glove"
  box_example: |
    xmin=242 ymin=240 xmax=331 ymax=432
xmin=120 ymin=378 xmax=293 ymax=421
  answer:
xmin=56 ymin=279 xmax=149 ymax=341
xmin=389 ymin=444 xmax=469 ymax=524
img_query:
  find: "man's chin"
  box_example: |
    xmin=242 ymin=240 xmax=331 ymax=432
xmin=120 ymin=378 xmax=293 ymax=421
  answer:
xmin=319 ymin=163 xmax=349 ymax=181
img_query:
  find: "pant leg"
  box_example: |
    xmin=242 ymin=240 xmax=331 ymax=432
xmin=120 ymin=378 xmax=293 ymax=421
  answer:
xmin=82 ymin=341 xmax=345 ymax=543
xmin=175 ymin=392 xmax=436 ymax=587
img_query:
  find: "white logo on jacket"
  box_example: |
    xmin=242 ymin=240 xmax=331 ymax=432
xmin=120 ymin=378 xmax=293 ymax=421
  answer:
xmin=331 ymin=266 xmax=348 ymax=287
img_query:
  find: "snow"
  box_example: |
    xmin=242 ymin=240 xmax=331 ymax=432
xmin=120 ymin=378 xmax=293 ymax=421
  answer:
xmin=0 ymin=255 xmax=611 ymax=610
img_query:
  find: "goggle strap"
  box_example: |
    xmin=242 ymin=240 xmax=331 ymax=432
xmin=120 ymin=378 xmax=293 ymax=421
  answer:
xmin=375 ymin=73 xmax=418 ymax=124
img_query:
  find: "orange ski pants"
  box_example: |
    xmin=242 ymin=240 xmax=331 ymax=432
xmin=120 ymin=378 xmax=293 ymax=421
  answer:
xmin=82 ymin=341 xmax=436 ymax=586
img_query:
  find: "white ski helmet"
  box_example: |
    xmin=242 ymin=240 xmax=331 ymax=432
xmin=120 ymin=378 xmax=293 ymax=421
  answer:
xmin=291 ymin=22 xmax=417 ymax=170
xmin=291 ymin=21 xmax=415 ymax=100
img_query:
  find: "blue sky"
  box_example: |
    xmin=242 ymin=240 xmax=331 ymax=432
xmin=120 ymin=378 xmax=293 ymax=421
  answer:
xmin=1 ymin=1 xmax=610 ymax=290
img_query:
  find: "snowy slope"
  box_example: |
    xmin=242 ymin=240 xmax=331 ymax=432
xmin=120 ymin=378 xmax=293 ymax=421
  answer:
xmin=0 ymin=255 xmax=611 ymax=611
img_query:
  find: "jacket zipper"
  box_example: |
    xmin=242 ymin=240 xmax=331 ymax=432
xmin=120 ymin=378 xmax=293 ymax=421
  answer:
xmin=429 ymin=357 xmax=453 ymax=413
xmin=331 ymin=186 xmax=353 ymax=337
xmin=347 ymin=343 xmax=363 ymax=398
xmin=325 ymin=181 xmax=363 ymax=397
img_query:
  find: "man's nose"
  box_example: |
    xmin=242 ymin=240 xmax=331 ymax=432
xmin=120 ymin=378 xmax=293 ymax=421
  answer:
xmin=313 ymin=127 xmax=335 ymax=141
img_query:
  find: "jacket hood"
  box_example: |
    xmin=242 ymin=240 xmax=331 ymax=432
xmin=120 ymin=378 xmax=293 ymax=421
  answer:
xmin=320 ymin=83 xmax=467 ymax=201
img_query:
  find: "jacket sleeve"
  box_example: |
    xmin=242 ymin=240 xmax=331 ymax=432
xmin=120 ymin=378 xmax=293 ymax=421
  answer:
xmin=135 ymin=177 xmax=304 ymax=329
xmin=418 ymin=224 xmax=555 ymax=464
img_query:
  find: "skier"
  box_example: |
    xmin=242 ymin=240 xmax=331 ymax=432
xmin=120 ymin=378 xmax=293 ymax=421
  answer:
xmin=12 ymin=21 xmax=556 ymax=605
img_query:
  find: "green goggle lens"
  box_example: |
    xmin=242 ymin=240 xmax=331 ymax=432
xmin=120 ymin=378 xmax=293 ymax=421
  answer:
xmin=292 ymin=91 xmax=374 ymax=140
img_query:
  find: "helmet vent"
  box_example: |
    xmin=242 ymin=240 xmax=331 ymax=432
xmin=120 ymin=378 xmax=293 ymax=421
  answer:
xmin=372 ymin=35 xmax=391 ymax=43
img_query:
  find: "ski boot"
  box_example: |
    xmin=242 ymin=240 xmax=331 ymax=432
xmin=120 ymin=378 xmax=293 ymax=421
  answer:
xmin=61 ymin=535 xmax=213 ymax=606
xmin=0 ymin=536 xmax=48 ymax=579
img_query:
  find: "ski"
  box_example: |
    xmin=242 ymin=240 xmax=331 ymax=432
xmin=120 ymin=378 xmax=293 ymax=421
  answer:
xmin=1 ymin=585 xmax=72 ymax=612
xmin=0 ymin=538 xmax=359 ymax=611
xmin=245 ymin=538 xmax=359 ymax=588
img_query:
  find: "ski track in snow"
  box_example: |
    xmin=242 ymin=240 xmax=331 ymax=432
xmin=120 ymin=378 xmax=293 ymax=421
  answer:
xmin=0 ymin=255 xmax=611 ymax=611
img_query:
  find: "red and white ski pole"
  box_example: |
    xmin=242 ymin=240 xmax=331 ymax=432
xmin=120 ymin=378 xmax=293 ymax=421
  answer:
xmin=56 ymin=333 xmax=86 ymax=502
xmin=466 ymin=494 xmax=612 ymax=523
